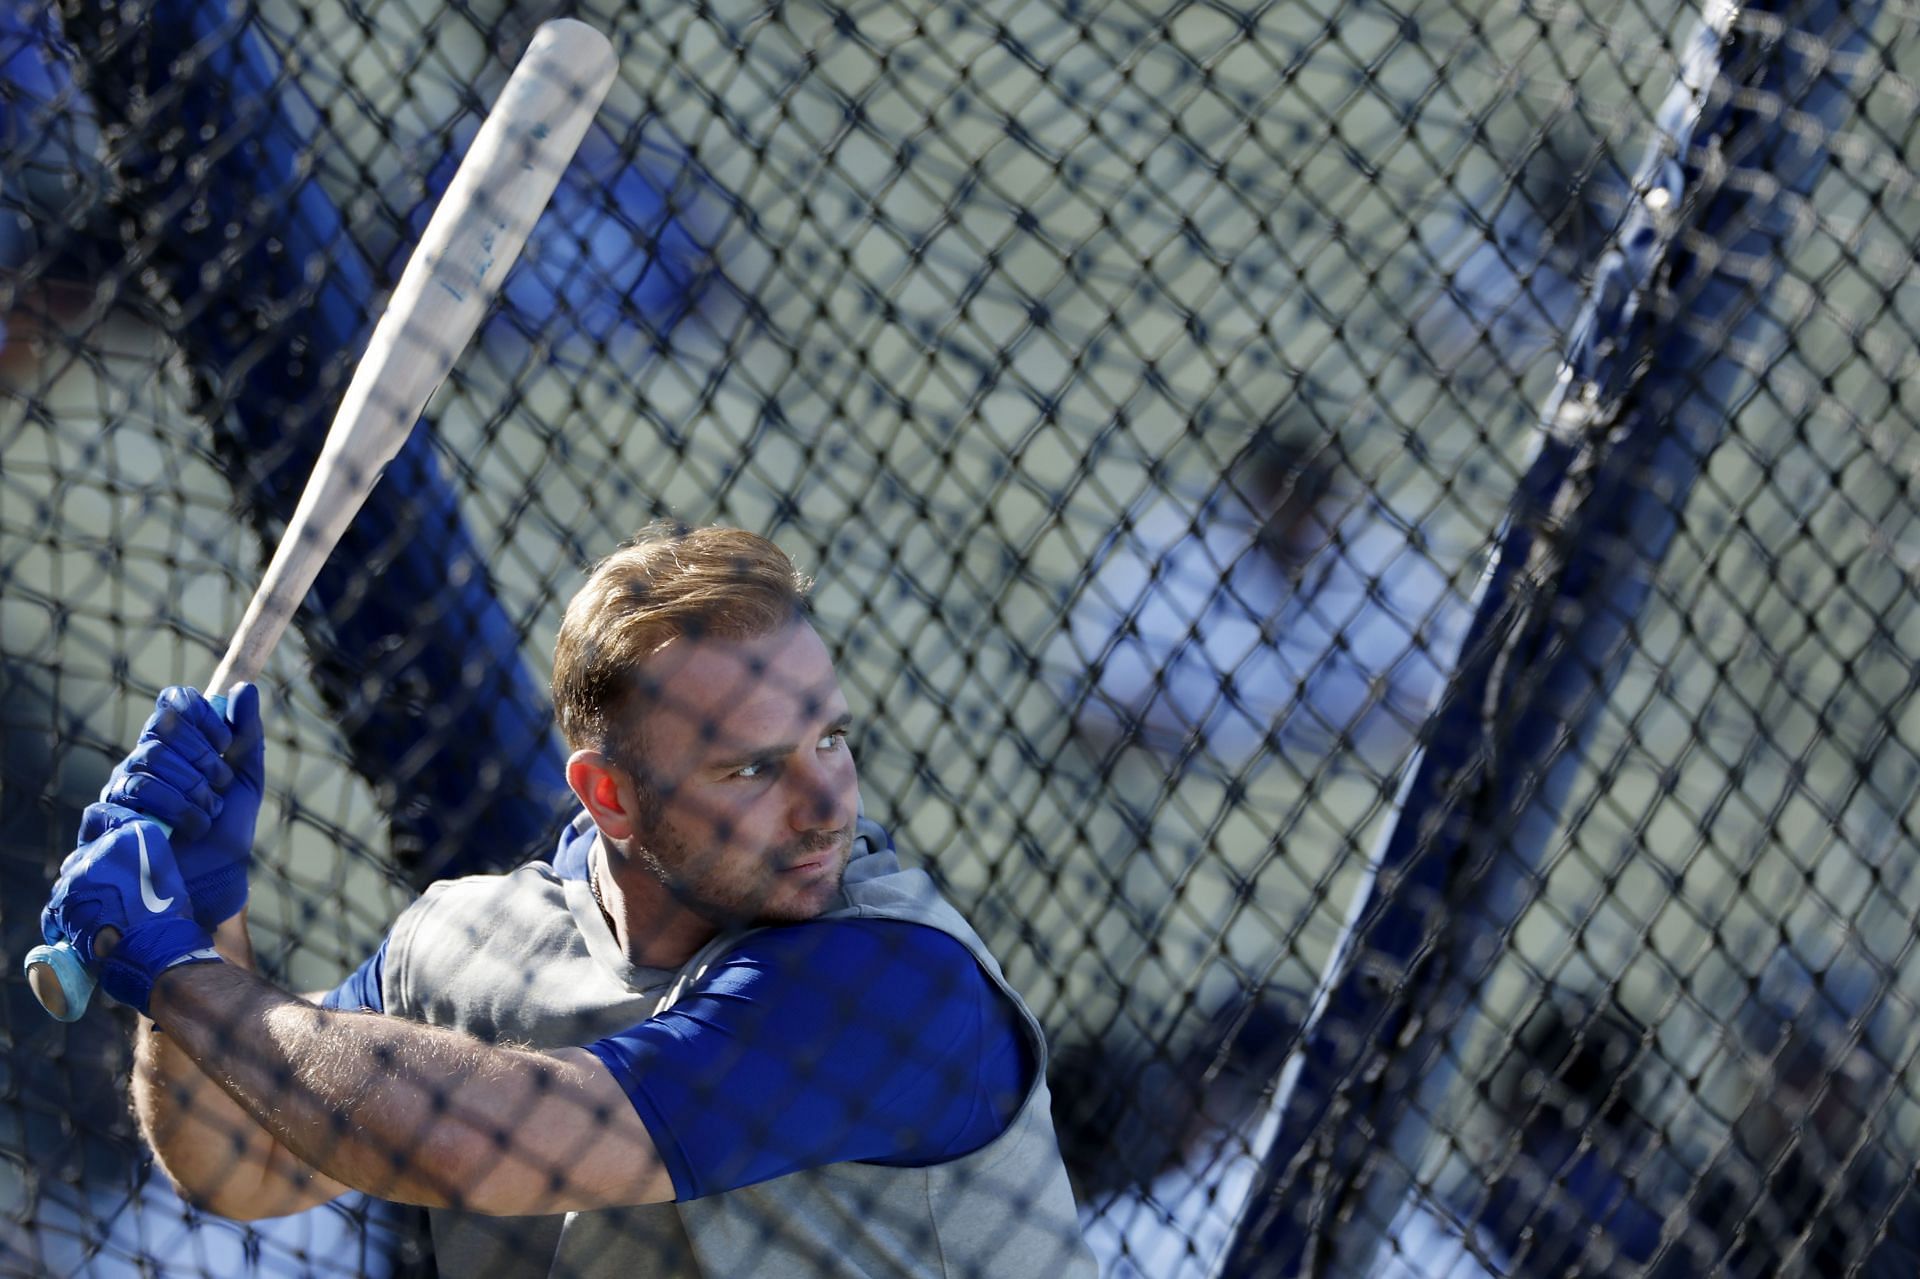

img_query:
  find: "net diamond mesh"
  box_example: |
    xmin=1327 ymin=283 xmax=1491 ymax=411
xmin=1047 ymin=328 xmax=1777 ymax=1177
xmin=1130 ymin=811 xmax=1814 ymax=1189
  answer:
xmin=4 ymin=0 xmax=1919 ymax=1275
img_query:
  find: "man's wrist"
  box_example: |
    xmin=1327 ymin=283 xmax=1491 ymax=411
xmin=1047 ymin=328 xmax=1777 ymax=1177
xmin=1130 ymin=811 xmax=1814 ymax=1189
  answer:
xmin=212 ymin=910 xmax=256 ymax=968
xmin=103 ymin=918 xmax=223 ymax=1018
xmin=185 ymin=862 xmax=250 ymax=930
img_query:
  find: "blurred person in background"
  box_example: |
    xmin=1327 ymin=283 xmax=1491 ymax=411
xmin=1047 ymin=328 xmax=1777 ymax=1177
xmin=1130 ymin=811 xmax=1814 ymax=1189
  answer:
xmin=1054 ymin=123 xmax=1610 ymax=789
xmin=1068 ymin=991 xmax=1299 ymax=1278
xmin=1067 ymin=986 xmax=1510 ymax=1279
xmin=1057 ymin=424 xmax=1471 ymax=784
xmin=0 ymin=0 xmax=117 ymax=383
xmin=1469 ymin=990 xmax=1672 ymax=1278
xmin=1670 ymin=947 xmax=1920 ymax=1278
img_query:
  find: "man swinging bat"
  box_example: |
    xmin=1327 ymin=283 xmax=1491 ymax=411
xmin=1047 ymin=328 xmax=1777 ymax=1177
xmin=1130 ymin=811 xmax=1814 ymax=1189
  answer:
xmin=41 ymin=524 xmax=1096 ymax=1278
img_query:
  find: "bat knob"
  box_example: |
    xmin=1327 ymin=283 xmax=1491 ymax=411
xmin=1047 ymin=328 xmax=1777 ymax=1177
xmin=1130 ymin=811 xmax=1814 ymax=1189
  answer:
xmin=24 ymin=940 xmax=94 ymax=1022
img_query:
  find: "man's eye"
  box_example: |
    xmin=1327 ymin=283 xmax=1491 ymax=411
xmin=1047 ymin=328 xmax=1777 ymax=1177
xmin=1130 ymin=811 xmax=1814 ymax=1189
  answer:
xmin=819 ymin=731 xmax=848 ymax=751
xmin=734 ymin=761 xmax=766 ymax=779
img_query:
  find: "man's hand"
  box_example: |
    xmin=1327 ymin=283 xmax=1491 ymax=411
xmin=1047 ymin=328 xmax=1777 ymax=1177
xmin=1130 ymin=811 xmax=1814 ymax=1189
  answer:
xmin=43 ymin=804 xmax=223 ymax=1015
xmin=101 ymin=684 xmax=265 ymax=929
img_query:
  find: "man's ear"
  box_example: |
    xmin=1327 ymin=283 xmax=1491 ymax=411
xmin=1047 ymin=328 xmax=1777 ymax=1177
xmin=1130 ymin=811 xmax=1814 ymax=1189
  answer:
xmin=567 ymin=750 xmax=640 ymax=841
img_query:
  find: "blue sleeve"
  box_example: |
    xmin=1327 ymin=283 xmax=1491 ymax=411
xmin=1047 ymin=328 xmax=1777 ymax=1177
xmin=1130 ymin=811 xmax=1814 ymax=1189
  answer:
xmin=584 ymin=919 xmax=1033 ymax=1202
xmin=318 ymin=936 xmax=388 ymax=1013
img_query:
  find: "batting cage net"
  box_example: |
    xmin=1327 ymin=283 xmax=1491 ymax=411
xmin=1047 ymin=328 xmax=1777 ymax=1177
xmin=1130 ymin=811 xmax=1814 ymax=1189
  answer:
xmin=4 ymin=0 xmax=1919 ymax=1274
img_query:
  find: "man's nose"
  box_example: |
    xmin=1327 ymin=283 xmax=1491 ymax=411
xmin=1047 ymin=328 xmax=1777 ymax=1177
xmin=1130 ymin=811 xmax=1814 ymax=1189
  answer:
xmin=789 ymin=750 xmax=855 ymax=831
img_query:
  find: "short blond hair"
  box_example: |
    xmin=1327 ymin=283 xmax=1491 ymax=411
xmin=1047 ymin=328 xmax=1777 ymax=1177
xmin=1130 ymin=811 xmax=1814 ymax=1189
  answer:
xmin=552 ymin=523 xmax=813 ymax=760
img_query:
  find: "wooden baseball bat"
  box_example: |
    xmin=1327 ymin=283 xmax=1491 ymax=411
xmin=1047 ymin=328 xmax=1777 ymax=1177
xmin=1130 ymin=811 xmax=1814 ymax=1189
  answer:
xmin=25 ymin=18 xmax=618 ymax=1021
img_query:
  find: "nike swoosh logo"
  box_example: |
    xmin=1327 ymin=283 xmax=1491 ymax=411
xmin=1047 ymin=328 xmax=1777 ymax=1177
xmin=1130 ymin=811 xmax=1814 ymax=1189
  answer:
xmin=137 ymin=825 xmax=174 ymax=914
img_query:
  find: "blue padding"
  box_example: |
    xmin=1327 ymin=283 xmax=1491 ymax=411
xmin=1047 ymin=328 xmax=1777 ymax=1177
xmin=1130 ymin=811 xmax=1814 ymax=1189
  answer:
xmin=409 ymin=131 xmax=722 ymax=351
xmin=1221 ymin=0 xmax=1879 ymax=1270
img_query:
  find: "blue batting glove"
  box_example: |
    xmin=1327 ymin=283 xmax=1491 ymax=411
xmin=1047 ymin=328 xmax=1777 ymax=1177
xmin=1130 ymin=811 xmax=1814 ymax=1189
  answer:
xmin=100 ymin=684 xmax=265 ymax=929
xmin=42 ymin=804 xmax=223 ymax=1015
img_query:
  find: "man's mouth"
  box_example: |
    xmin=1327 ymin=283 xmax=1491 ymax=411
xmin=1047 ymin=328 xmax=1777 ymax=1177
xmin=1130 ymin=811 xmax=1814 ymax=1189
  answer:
xmin=779 ymin=832 xmax=850 ymax=874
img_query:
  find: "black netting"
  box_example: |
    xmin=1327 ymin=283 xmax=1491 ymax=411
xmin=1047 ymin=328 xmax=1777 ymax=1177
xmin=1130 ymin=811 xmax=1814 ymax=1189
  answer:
xmin=3 ymin=0 xmax=1918 ymax=1275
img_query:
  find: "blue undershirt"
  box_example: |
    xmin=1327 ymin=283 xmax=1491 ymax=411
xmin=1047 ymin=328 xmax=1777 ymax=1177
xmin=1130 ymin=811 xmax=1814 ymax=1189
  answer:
xmin=320 ymin=844 xmax=1033 ymax=1202
xmin=320 ymin=937 xmax=387 ymax=1013
xmin=587 ymin=919 xmax=1032 ymax=1200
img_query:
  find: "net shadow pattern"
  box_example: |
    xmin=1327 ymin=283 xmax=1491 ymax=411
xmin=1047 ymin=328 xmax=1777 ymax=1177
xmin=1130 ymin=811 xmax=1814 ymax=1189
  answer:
xmin=0 ymin=0 xmax=1917 ymax=1274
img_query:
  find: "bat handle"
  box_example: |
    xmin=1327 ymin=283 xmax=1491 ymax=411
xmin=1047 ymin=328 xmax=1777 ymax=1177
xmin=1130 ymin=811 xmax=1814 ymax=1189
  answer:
xmin=26 ymin=693 xmax=230 ymax=1021
xmin=24 ymin=941 xmax=93 ymax=1022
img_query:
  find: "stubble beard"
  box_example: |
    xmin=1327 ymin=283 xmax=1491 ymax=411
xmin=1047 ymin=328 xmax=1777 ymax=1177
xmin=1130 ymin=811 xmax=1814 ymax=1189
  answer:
xmin=637 ymin=821 xmax=853 ymax=927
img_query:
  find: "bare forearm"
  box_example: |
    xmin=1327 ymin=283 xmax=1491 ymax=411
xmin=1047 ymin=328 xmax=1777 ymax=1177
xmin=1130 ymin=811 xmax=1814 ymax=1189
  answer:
xmin=131 ymin=911 xmax=348 ymax=1218
xmin=148 ymin=960 xmax=668 ymax=1213
xmin=134 ymin=1016 xmax=349 ymax=1216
